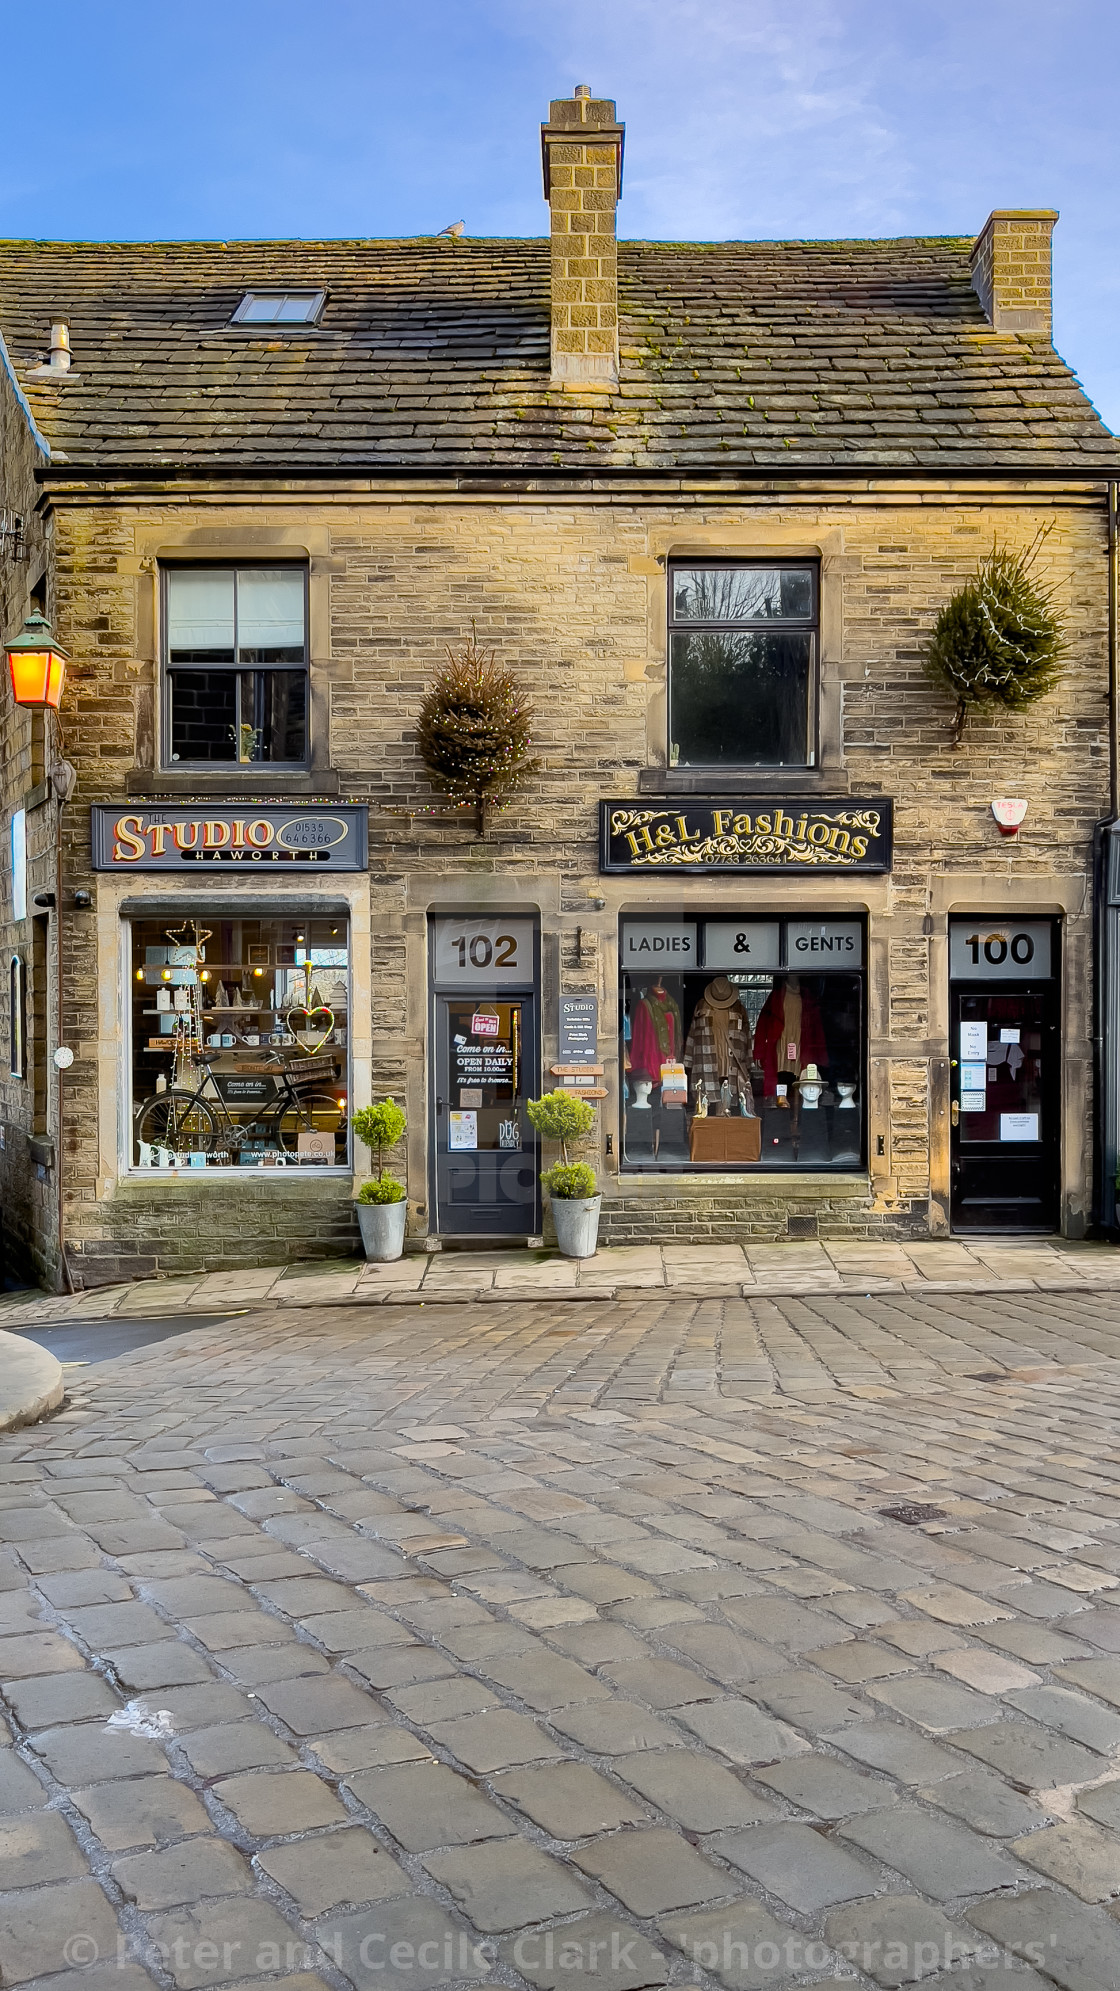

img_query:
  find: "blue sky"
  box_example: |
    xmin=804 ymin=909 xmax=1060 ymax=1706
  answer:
xmin=3 ymin=0 xmax=1117 ymax=429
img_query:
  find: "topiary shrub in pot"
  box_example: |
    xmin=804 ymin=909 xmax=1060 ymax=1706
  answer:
xmin=526 ymin=1089 xmax=601 ymax=1258
xmin=351 ymin=1099 xmax=408 ymax=1260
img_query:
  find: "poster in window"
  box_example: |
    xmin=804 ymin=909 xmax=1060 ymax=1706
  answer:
xmin=1000 ymin=1113 xmax=1040 ymax=1141
xmin=449 ymin=1111 xmax=477 ymax=1150
xmin=959 ymin=1022 xmax=987 ymax=1061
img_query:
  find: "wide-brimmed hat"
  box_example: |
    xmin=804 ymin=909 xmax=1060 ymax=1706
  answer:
xmin=704 ymin=976 xmax=739 ymax=1006
xmin=799 ymin=1064 xmax=823 ymax=1083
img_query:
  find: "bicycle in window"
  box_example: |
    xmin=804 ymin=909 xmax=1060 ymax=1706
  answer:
xmin=134 ymin=1049 xmax=346 ymax=1163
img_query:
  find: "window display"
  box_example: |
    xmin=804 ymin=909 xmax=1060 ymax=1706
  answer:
xmin=129 ymin=913 xmax=349 ymax=1169
xmin=620 ymin=917 xmax=863 ymax=1170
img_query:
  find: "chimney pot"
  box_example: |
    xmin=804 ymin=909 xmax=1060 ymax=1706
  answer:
xmin=970 ymin=210 xmax=1058 ymax=337
xmin=541 ymin=88 xmax=624 ymax=390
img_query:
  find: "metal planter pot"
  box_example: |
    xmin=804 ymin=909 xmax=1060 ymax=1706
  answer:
xmin=357 ymin=1200 xmax=407 ymax=1262
xmin=549 ymin=1194 xmax=602 ymax=1259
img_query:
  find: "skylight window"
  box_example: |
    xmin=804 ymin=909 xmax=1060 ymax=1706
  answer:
xmin=231 ymin=291 xmax=324 ymax=327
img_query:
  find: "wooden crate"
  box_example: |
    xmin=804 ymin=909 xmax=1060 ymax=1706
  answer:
xmin=688 ymin=1116 xmax=762 ymax=1164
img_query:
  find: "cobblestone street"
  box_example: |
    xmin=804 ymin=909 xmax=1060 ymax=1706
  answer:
xmin=3 ymin=1291 xmax=1120 ymax=1991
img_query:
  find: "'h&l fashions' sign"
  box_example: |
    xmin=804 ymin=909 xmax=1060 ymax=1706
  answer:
xmin=600 ymin=800 xmax=892 ymax=874
xmin=91 ymin=806 xmax=367 ymax=870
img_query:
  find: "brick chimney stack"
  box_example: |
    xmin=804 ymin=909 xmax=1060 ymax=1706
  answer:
xmin=541 ymin=86 xmax=625 ymax=390
xmin=970 ymin=210 xmax=1058 ymax=336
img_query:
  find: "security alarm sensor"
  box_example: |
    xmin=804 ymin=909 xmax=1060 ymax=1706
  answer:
xmin=53 ymin=1047 xmax=75 ymax=1069
xmin=991 ymin=799 xmax=1028 ymax=837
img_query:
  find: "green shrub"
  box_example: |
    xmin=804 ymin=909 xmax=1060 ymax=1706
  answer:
xmin=526 ymin=1089 xmax=595 ymax=1162
xmin=542 ymin=1161 xmax=597 ymax=1201
xmin=926 ymin=538 xmax=1065 ymax=743
xmin=357 ymin=1176 xmax=407 ymax=1205
xmin=351 ymin=1099 xmax=406 ymax=1183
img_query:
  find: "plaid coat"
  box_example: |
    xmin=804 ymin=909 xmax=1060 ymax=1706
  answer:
xmin=683 ymin=1000 xmax=754 ymax=1104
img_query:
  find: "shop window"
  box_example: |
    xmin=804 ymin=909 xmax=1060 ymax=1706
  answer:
xmin=162 ymin=566 xmax=308 ymax=766
xmin=668 ymin=562 xmax=817 ymax=767
xmin=620 ymin=917 xmax=863 ymax=1171
xmin=128 ymin=913 xmax=349 ymax=1171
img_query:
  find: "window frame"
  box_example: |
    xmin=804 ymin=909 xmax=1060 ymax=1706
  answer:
xmin=667 ymin=557 xmax=821 ymax=770
xmin=9 ymin=954 xmax=25 ymax=1079
xmin=230 ymin=290 xmax=326 ymax=328
xmin=160 ymin=561 xmax=312 ymax=772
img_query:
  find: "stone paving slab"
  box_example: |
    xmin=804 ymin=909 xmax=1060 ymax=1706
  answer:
xmin=5 ymin=1237 xmax=1120 ymax=1334
xmin=2 ymin=1288 xmax=1120 ymax=1989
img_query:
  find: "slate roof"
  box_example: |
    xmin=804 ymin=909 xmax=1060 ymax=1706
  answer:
xmin=0 ymin=235 xmax=1115 ymax=474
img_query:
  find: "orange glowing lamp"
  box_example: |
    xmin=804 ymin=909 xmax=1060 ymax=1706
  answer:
xmin=5 ymin=612 xmax=68 ymax=711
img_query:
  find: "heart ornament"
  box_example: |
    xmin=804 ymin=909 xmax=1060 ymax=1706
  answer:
xmin=284 ymin=1003 xmax=335 ymax=1056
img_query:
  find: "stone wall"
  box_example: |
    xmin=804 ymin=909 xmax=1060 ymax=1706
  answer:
xmin=37 ymin=481 xmax=1112 ymax=1279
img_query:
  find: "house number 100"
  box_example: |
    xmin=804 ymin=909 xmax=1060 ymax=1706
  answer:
xmin=453 ymin=934 xmax=518 ymax=968
xmin=964 ymin=932 xmax=1035 ymax=965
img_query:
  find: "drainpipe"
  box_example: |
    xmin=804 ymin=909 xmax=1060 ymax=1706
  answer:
xmin=1094 ymin=481 xmax=1120 ymax=1231
xmin=50 ymin=750 xmax=77 ymax=1292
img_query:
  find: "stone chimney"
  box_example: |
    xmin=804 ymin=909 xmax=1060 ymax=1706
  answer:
xmin=970 ymin=210 xmax=1058 ymax=336
xmin=541 ymin=86 xmax=625 ymax=389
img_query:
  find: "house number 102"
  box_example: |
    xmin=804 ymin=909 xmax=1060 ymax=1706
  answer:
xmin=453 ymin=934 xmax=518 ymax=968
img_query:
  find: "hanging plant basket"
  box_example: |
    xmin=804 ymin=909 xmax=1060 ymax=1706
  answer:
xmin=416 ymin=628 xmax=538 ymax=834
xmin=925 ymin=535 xmax=1066 ymax=745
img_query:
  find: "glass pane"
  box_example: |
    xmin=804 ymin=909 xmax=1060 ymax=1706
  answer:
xmin=959 ymin=994 xmax=1045 ymax=1144
xmin=622 ymin=967 xmax=862 ymax=1171
xmin=237 ymin=569 xmax=306 ymax=662
xmin=169 ymin=670 xmax=237 ymax=762
xmin=239 ymin=293 xmax=318 ymax=323
xmin=670 ymin=629 xmax=810 ymax=765
xmin=672 ymin=567 xmax=813 ymax=622
xmin=131 ymin=914 xmax=349 ymax=1171
xmin=239 ymin=670 xmax=307 ymax=763
xmin=275 ymin=296 xmax=317 ymax=321
xmin=167 ymin=570 xmax=235 ymax=661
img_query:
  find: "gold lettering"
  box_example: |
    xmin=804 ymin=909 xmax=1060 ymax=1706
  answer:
xmin=112 ymin=814 xmax=146 ymax=862
xmin=773 ymin=810 xmax=794 ymax=839
xmin=172 ymin=820 xmax=200 ymax=850
xmin=655 ymin=823 xmax=675 ymax=847
xmin=850 ymin=835 xmax=868 ymax=859
xmin=732 ymin=813 xmax=752 ymax=835
xmin=827 ymin=828 xmax=850 ymax=854
xmin=149 ymin=823 xmax=168 ymax=855
xmin=807 ymin=822 xmax=832 ymax=846
xmin=624 ymin=827 xmax=655 ymax=856
xmin=203 ymin=820 xmax=230 ymax=848
xmin=796 ymin=815 xmax=808 ymax=841
xmin=231 ymin=819 xmax=246 ymax=847
xmin=755 ymin=813 xmax=772 ymax=835
xmin=246 ymin=819 xmax=274 ymax=848
xmin=676 ymin=815 xmax=700 ymax=842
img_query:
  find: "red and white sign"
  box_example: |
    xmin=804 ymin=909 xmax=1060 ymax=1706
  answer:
xmin=471 ymin=1011 xmax=501 ymax=1037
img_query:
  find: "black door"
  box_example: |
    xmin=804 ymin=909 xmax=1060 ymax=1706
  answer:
xmin=949 ymin=983 xmax=1059 ymax=1232
xmin=433 ymin=992 xmax=540 ymax=1237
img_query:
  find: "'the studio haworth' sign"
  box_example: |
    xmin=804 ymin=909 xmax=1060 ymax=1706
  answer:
xmin=600 ymin=800 xmax=892 ymax=874
xmin=91 ymin=806 xmax=367 ymax=870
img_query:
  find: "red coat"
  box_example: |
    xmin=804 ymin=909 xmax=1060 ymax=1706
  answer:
xmin=753 ymin=985 xmax=828 ymax=1094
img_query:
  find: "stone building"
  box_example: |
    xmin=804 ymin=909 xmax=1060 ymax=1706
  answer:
xmin=1 ymin=88 xmax=1118 ymax=1288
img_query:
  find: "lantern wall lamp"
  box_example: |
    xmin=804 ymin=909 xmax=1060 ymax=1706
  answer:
xmin=5 ymin=611 xmax=68 ymax=711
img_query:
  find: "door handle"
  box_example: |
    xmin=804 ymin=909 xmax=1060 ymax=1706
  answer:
xmin=951 ymin=1101 xmax=960 ymax=1127
xmin=436 ymin=1096 xmax=445 ymax=1116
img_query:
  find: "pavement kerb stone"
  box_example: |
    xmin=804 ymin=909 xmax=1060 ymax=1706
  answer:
xmin=0 ymin=1327 xmax=63 ymax=1429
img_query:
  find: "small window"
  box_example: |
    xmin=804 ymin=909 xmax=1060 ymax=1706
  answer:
xmin=230 ymin=291 xmax=324 ymax=326
xmin=162 ymin=565 xmax=309 ymax=766
xmin=9 ymin=955 xmax=26 ymax=1079
xmin=668 ymin=561 xmax=818 ymax=768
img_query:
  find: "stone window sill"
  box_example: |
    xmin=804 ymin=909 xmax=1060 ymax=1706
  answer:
xmin=637 ymin=768 xmax=850 ymax=796
xmin=127 ymin=769 xmax=341 ymax=799
xmin=606 ymin=1170 xmax=869 ymax=1197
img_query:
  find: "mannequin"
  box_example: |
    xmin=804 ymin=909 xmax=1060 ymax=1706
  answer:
xmin=684 ymin=976 xmax=756 ymax=1116
xmin=629 ymin=977 xmax=683 ymax=1079
xmin=753 ymin=974 xmax=827 ymax=1153
xmin=752 ymin=975 xmax=827 ymax=1095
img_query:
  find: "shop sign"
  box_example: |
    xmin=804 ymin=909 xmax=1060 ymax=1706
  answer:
xmin=703 ymin=922 xmax=781 ymax=970
xmin=211 ymin=1073 xmax=276 ymax=1105
xmin=621 ymin=922 xmax=696 ymax=966
xmin=559 ymin=996 xmax=598 ymax=1063
xmin=431 ymin=918 xmax=535 ymax=985
xmin=91 ymin=805 xmax=367 ymax=870
xmin=949 ymin=921 xmax=1052 ymax=979
xmin=601 ymin=800 xmax=892 ymax=874
xmin=787 ymin=921 xmax=863 ymax=966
